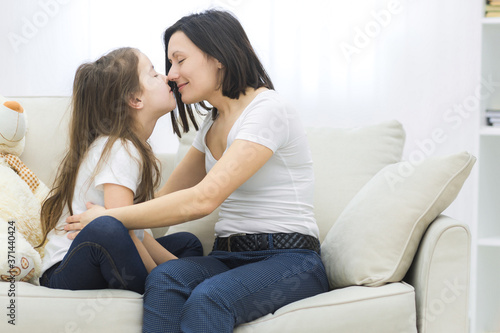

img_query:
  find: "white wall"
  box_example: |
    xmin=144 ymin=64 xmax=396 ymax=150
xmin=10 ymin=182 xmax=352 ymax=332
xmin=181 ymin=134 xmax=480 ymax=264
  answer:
xmin=0 ymin=0 xmax=482 ymax=223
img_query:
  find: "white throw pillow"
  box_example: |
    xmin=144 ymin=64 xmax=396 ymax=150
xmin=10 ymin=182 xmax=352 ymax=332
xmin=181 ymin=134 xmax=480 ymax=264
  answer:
xmin=307 ymin=120 xmax=405 ymax=242
xmin=321 ymin=151 xmax=476 ymax=289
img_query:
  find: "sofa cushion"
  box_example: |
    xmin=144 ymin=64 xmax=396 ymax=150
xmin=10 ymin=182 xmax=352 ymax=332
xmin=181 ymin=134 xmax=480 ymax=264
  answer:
xmin=321 ymin=151 xmax=476 ymax=289
xmin=307 ymin=120 xmax=405 ymax=242
xmin=16 ymin=97 xmax=71 ymax=186
xmin=234 ymin=282 xmax=417 ymax=333
xmin=0 ymin=282 xmax=143 ymax=333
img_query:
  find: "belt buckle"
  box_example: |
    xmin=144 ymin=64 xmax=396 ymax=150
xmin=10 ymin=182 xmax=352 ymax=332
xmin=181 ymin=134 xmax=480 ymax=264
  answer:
xmin=227 ymin=233 xmax=246 ymax=252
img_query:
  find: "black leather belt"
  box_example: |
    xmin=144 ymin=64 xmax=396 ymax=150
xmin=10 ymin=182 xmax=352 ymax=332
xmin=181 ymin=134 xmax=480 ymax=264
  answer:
xmin=213 ymin=233 xmax=320 ymax=253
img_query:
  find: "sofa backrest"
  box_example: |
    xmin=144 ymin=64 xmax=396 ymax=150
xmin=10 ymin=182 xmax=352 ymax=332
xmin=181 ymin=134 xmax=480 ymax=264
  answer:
xmin=17 ymin=97 xmax=72 ymax=187
xmin=307 ymin=121 xmax=405 ymax=241
xmin=17 ymin=97 xmax=407 ymax=247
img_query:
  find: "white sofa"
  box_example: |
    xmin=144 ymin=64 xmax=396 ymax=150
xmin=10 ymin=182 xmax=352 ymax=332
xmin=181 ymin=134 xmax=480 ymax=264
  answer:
xmin=0 ymin=97 xmax=472 ymax=333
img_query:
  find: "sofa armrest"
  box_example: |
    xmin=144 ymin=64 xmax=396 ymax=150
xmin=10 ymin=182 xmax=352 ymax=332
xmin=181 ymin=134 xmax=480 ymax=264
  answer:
xmin=404 ymin=215 xmax=470 ymax=333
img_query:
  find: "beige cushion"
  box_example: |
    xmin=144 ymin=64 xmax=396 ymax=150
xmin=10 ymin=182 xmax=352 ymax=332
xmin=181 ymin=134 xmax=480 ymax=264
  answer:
xmin=235 ymin=282 xmax=417 ymax=333
xmin=321 ymin=151 xmax=476 ymax=289
xmin=0 ymin=282 xmax=142 ymax=332
xmin=307 ymin=120 xmax=405 ymax=242
xmin=17 ymin=97 xmax=72 ymax=186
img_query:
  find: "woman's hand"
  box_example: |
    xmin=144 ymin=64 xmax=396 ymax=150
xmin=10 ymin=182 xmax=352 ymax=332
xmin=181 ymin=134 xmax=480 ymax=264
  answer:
xmin=64 ymin=202 xmax=107 ymax=240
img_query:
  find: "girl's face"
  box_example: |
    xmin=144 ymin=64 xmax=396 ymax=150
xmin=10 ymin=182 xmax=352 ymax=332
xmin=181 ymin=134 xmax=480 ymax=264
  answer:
xmin=137 ymin=52 xmax=176 ymax=118
xmin=167 ymin=31 xmax=222 ymax=104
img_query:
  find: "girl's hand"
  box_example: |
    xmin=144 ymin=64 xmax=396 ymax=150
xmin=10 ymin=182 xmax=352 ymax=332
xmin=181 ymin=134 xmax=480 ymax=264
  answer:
xmin=64 ymin=202 xmax=106 ymax=240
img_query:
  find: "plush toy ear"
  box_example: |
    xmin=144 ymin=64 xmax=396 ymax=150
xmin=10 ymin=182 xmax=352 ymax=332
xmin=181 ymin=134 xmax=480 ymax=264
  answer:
xmin=3 ymin=101 xmax=24 ymax=113
xmin=0 ymin=99 xmax=27 ymax=154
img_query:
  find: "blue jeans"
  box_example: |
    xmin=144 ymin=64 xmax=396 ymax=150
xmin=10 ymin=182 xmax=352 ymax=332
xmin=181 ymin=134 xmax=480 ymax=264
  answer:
xmin=40 ymin=216 xmax=203 ymax=294
xmin=143 ymin=248 xmax=329 ymax=333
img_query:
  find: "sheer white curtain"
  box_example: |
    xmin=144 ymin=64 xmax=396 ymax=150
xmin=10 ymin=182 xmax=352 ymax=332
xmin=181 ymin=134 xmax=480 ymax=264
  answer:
xmin=0 ymin=0 xmax=481 ymax=222
xmin=260 ymin=0 xmax=481 ymax=223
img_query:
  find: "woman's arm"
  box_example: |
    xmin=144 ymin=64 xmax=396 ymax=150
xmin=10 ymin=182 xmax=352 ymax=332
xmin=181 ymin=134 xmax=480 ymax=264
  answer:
xmin=155 ymin=146 xmax=207 ymax=197
xmin=67 ymin=139 xmax=273 ymax=230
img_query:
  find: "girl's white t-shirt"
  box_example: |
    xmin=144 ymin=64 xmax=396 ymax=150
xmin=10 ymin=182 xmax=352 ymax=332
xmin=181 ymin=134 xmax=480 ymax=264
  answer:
xmin=192 ymin=90 xmax=319 ymax=238
xmin=41 ymin=136 xmax=143 ymax=274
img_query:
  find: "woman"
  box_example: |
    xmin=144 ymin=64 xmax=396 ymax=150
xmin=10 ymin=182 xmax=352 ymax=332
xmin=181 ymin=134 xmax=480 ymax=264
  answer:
xmin=66 ymin=9 xmax=329 ymax=332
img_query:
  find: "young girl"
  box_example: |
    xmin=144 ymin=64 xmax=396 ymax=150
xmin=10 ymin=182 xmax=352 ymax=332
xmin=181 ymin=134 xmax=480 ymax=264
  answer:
xmin=39 ymin=47 xmax=202 ymax=294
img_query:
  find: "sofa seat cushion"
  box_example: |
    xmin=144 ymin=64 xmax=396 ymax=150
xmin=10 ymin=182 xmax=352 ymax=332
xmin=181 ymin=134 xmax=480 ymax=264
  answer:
xmin=235 ymin=282 xmax=417 ymax=333
xmin=0 ymin=282 xmax=142 ymax=333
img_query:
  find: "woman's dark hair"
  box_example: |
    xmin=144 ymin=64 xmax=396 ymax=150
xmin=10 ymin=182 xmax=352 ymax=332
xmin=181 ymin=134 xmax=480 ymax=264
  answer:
xmin=164 ymin=9 xmax=274 ymax=135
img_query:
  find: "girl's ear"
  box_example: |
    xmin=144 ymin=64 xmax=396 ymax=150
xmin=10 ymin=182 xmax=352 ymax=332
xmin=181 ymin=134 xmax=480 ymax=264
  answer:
xmin=128 ymin=94 xmax=143 ymax=109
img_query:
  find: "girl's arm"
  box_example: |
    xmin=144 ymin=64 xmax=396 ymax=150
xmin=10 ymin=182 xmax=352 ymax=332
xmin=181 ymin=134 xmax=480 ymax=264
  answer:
xmin=103 ymin=184 xmax=172 ymax=273
xmin=142 ymin=232 xmax=177 ymax=265
xmin=67 ymin=139 xmax=273 ymax=230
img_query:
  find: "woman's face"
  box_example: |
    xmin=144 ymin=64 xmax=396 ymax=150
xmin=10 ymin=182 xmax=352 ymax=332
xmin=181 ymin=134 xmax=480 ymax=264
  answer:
xmin=167 ymin=31 xmax=222 ymax=104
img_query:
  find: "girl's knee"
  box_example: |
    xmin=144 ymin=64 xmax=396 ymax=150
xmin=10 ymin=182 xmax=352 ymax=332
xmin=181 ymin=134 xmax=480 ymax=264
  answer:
xmin=87 ymin=216 xmax=126 ymax=233
xmin=77 ymin=216 xmax=128 ymax=243
xmin=179 ymin=232 xmax=203 ymax=257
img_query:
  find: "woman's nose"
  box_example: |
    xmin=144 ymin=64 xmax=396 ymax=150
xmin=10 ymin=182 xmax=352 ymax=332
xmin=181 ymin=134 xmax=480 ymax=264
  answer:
xmin=167 ymin=66 xmax=178 ymax=81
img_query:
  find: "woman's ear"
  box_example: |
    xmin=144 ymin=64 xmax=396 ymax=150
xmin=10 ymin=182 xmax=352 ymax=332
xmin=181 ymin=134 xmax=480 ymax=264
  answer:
xmin=128 ymin=94 xmax=143 ymax=109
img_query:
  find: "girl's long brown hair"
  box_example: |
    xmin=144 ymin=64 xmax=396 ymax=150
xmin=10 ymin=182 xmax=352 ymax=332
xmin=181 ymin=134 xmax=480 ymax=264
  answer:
xmin=38 ymin=47 xmax=160 ymax=248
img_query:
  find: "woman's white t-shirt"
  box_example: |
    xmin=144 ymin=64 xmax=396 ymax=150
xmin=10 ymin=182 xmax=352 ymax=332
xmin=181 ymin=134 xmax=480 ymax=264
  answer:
xmin=41 ymin=136 xmax=143 ymax=274
xmin=192 ymin=90 xmax=319 ymax=238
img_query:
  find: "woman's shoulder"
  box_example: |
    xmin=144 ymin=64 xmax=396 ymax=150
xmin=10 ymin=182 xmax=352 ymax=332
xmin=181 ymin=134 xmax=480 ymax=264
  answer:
xmin=254 ymin=89 xmax=279 ymax=102
xmin=246 ymin=89 xmax=293 ymax=117
xmin=252 ymin=89 xmax=291 ymax=108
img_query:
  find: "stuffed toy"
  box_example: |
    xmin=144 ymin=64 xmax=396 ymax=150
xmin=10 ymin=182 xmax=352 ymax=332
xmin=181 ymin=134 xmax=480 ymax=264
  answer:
xmin=0 ymin=95 xmax=50 ymax=284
